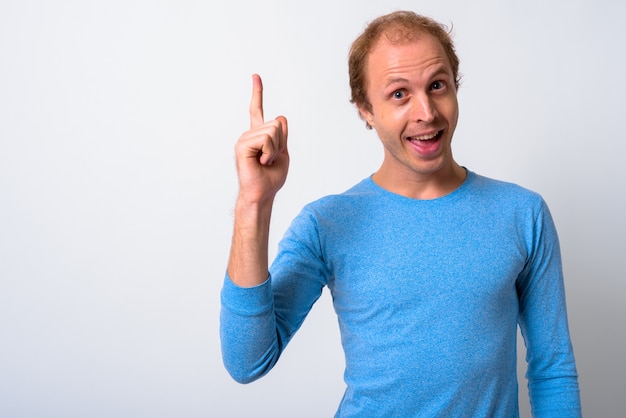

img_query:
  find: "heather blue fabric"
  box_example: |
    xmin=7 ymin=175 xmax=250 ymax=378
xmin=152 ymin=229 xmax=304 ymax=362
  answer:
xmin=220 ymin=170 xmax=581 ymax=417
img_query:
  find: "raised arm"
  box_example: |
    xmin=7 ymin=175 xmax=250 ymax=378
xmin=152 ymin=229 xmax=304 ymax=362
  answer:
xmin=227 ymin=74 xmax=289 ymax=287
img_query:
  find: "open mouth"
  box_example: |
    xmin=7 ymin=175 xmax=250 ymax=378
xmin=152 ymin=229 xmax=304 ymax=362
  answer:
xmin=406 ymin=130 xmax=443 ymax=142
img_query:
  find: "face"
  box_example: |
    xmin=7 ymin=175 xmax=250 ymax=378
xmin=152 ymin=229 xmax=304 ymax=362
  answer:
xmin=359 ymin=34 xmax=460 ymax=190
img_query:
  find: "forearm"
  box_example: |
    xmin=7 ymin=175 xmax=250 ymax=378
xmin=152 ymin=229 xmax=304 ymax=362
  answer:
xmin=221 ymin=204 xmax=328 ymax=384
xmin=528 ymin=374 xmax=581 ymax=417
xmin=222 ymin=198 xmax=281 ymax=383
xmin=227 ymin=197 xmax=274 ymax=287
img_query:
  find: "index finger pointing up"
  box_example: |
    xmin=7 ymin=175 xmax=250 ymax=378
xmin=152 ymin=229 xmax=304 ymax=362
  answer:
xmin=249 ymin=74 xmax=264 ymax=128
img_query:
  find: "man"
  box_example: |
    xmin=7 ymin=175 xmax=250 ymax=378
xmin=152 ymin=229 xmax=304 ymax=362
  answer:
xmin=221 ymin=10 xmax=581 ymax=417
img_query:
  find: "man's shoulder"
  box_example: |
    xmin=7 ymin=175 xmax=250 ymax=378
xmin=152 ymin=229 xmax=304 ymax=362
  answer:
xmin=306 ymin=176 xmax=376 ymax=206
xmin=465 ymin=171 xmax=551 ymax=224
xmin=292 ymin=177 xmax=379 ymax=225
xmin=470 ymin=171 xmax=543 ymax=201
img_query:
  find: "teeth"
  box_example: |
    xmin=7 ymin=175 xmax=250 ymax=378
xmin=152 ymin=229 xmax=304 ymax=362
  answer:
xmin=410 ymin=131 xmax=439 ymax=141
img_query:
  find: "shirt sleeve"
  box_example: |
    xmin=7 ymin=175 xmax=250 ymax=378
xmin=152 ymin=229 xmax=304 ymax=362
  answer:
xmin=220 ymin=207 xmax=329 ymax=383
xmin=517 ymin=199 xmax=582 ymax=417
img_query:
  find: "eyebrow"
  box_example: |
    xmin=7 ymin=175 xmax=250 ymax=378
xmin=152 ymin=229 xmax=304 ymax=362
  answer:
xmin=384 ymin=66 xmax=451 ymax=88
xmin=385 ymin=77 xmax=410 ymax=88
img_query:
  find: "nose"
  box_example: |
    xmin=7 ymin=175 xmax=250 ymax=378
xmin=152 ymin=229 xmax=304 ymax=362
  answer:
xmin=412 ymin=93 xmax=437 ymax=123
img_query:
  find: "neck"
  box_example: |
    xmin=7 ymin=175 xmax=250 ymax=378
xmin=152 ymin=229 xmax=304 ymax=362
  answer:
xmin=372 ymin=163 xmax=467 ymax=200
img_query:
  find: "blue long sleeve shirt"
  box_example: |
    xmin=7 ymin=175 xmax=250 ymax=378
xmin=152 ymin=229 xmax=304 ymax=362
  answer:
xmin=220 ymin=170 xmax=581 ymax=417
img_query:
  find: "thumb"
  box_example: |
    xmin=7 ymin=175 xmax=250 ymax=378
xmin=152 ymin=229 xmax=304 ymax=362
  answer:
xmin=275 ymin=115 xmax=289 ymax=152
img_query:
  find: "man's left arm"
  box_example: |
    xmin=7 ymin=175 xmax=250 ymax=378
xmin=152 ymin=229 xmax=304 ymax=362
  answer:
xmin=517 ymin=199 xmax=582 ymax=417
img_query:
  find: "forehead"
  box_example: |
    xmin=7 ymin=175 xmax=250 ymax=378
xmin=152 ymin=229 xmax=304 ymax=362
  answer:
xmin=366 ymin=34 xmax=452 ymax=79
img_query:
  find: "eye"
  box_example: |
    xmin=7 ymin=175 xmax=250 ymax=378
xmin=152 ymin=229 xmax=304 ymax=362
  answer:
xmin=431 ymin=81 xmax=446 ymax=91
xmin=392 ymin=90 xmax=406 ymax=99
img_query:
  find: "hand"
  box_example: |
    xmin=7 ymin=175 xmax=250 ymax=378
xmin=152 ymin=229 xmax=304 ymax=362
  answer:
xmin=234 ymin=74 xmax=289 ymax=205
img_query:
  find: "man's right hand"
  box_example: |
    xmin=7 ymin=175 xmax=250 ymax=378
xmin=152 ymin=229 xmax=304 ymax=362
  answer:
xmin=227 ymin=74 xmax=289 ymax=287
xmin=234 ymin=74 xmax=289 ymax=205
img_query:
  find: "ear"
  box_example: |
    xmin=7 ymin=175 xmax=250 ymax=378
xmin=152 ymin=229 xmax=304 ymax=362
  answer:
xmin=357 ymin=105 xmax=375 ymax=130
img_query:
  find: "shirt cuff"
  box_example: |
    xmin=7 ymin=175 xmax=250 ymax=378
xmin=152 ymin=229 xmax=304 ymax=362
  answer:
xmin=220 ymin=273 xmax=273 ymax=316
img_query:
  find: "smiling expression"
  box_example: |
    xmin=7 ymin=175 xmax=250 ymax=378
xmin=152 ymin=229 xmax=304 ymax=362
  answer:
xmin=359 ymin=34 xmax=462 ymax=197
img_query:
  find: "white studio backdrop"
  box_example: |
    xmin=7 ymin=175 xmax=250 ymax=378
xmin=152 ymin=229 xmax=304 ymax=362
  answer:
xmin=1 ymin=1 xmax=624 ymax=417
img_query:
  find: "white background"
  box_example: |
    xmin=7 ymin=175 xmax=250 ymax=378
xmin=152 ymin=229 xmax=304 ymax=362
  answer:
xmin=1 ymin=0 xmax=624 ymax=417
